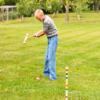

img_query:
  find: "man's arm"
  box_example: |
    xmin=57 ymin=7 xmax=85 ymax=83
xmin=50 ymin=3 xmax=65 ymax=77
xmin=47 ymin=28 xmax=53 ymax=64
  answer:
xmin=33 ymin=29 xmax=46 ymax=37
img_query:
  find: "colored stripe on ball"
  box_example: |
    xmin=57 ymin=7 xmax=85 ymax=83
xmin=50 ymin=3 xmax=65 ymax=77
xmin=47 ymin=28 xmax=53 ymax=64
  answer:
xmin=66 ymin=69 xmax=68 ymax=71
xmin=66 ymin=77 xmax=68 ymax=79
xmin=66 ymin=96 xmax=68 ymax=98
xmin=66 ymin=73 xmax=68 ymax=75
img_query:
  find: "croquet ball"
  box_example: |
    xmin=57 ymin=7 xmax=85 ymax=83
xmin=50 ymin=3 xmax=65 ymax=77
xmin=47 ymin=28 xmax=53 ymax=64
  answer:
xmin=0 ymin=70 xmax=1 ymax=73
xmin=36 ymin=77 xmax=40 ymax=80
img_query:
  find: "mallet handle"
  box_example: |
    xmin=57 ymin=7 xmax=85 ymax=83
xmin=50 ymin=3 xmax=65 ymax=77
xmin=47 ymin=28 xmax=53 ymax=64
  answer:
xmin=28 ymin=36 xmax=33 ymax=38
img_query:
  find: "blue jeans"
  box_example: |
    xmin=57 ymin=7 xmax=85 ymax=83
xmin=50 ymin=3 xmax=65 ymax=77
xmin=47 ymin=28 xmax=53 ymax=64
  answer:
xmin=44 ymin=35 xmax=58 ymax=80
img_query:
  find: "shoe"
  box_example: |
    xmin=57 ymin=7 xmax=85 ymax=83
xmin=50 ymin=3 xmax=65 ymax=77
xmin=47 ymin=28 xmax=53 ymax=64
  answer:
xmin=50 ymin=79 xmax=54 ymax=81
xmin=43 ymin=75 xmax=49 ymax=77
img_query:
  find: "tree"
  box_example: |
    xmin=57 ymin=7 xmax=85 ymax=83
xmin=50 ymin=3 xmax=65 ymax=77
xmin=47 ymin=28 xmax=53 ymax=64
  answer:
xmin=60 ymin=0 xmax=70 ymax=23
xmin=45 ymin=0 xmax=63 ymax=17
xmin=72 ymin=0 xmax=89 ymax=20
xmin=4 ymin=0 xmax=18 ymax=5
xmin=89 ymin=0 xmax=100 ymax=12
xmin=16 ymin=0 xmax=27 ymax=18
xmin=0 ymin=0 xmax=4 ymax=6
xmin=16 ymin=0 xmax=42 ymax=18
xmin=94 ymin=0 xmax=99 ymax=12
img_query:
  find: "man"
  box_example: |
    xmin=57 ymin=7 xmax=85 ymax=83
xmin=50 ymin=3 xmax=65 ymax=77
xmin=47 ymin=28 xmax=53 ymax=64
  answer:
xmin=33 ymin=9 xmax=58 ymax=80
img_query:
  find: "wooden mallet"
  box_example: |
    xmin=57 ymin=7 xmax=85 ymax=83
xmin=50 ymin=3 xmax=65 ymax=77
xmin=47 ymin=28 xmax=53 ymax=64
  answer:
xmin=23 ymin=33 xmax=33 ymax=44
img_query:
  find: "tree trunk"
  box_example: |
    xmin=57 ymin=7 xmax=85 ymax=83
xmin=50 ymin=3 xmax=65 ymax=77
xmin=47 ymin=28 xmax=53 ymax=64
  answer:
xmin=22 ymin=15 xmax=24 ymax=19
xmin=65 ymin=5 xmax=69 ymax=23
xmin=96 ymin=3 xmax=99 ymax=12
xmin=78 ymin=14 xmax=80 ymax=20
xmin=56 ymin=11 xmax=59 ymax=15
xmin=52 ymin=12 xmax=55 ymax=17
xmin=93 ymin=4 xmax=94 ymax=11
xmin=95 ymin=1 xmax=99 ymax=12
xmin=19 ymin=15 xmax=23 ymax=22
xmin=60 ymin=0 xmax=69 ymax=23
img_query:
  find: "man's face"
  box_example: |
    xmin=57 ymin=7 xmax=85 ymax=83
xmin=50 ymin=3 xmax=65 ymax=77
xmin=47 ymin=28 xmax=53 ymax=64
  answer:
xmin=36 ymin=16 xmax=43 ymax=21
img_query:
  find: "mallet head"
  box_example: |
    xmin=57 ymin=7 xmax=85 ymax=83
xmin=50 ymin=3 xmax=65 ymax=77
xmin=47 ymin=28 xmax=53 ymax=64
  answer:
xmin=23 ymin=33 xmax=29 ymax=43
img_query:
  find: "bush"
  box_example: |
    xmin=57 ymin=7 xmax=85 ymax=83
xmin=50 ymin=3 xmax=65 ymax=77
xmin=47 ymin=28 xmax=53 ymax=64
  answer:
xmin=12 ymin=12 xmax=17 ymax=19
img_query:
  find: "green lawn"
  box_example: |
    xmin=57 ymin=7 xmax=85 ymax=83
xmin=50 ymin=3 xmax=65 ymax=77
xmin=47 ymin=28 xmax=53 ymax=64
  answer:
xmin=0 ymin=12 xmax=100 ymax=100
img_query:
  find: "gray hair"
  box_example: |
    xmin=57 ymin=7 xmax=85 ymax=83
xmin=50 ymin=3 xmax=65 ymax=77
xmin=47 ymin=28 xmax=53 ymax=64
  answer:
xmin=34 ymin=9 xmax=44 ymax=17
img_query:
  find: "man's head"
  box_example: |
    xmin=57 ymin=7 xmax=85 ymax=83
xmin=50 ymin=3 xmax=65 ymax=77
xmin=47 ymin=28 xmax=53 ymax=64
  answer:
xmin=34 ymin=9 xmax=45 ymax=21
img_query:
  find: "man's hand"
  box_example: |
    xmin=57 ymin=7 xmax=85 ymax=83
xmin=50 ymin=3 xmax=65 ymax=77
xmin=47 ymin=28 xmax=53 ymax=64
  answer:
xmin=33 ymin=29 xmax=46 ymax=37
xmin=33 ymin=33 xmax=37 ymax=37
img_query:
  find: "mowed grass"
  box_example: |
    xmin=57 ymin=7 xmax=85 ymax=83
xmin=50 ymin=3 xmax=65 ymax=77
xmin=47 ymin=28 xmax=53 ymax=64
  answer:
xmin=0 ymin=12 xmax=100 ymax=100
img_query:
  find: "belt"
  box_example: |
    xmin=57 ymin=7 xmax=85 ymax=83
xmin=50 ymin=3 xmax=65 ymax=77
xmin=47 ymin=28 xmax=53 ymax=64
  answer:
xmin=48 ymin=34 xmax=58 ymax=39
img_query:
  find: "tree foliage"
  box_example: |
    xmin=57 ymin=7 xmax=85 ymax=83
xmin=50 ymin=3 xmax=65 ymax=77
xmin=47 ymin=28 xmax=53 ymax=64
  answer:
xmin=16 ymin=0 xmax=43 ymax=17
xmin=90 ymin=0 xmax=100 ymax=12
xmin=45 ymin=0 xmax=63 ymax=14
xmin=71 ymin=0 xmax=90 ymax=20
xmin=0 ymin=0 xmax=4 ymax=6
xmin=16 ymin=0 xmax=27 ymax=17
xmin=4 ymin=0 xmax=18 ymax=5
xmin=16 ymin=0 xmax=63 ymax=17
xmin=72 ymin=0 xmax=89 ymax=14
